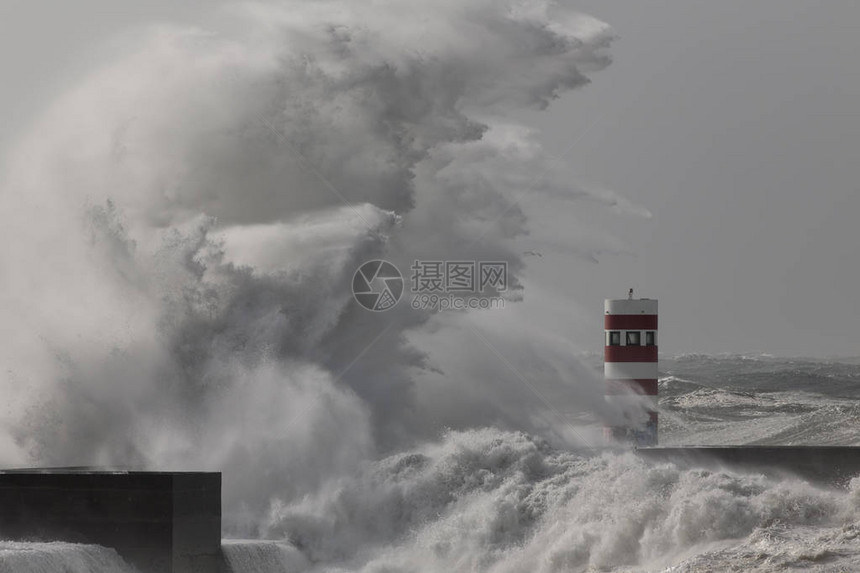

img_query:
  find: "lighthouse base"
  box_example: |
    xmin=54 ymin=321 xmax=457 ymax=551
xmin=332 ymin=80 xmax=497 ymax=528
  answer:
xmin=636 ymin=446 xmax=860 ymax=486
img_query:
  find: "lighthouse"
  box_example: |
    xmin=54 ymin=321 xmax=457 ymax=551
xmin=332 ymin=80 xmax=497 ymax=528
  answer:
xmin=604 ymin=290 xmax=658 ymax=446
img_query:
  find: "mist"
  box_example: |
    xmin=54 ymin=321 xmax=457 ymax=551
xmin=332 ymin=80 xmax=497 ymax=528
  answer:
xmin=0 ymin=0 xmax=654 ymax=533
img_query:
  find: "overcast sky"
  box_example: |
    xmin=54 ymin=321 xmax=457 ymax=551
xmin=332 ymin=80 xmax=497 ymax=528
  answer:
xmin=2 ymin=0 xmax=858 ymax=358
xmin=518 ymin=0 xmax=860 ymax=358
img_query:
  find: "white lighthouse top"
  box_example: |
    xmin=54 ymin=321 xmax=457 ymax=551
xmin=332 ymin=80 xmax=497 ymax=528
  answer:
xmin=605 ymin=298 xmax=658 ymax=315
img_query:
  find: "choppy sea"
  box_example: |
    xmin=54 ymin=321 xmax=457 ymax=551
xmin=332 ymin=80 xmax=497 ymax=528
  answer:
xmin=2 ymin=354 xmax=860 ymax=573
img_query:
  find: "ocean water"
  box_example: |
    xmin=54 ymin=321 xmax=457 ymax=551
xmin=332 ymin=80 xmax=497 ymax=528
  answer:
xmin=659 ymin=354 xmax=860 ymax=447
xmin=4 ymin=355 xmax=860 ymax=573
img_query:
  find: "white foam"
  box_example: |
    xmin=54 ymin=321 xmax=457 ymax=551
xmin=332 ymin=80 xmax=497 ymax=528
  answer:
xmin=0 ymin=542 xmax=134 ymax=573
xmin=259 ymin=428 xmax=860 ymax=572
xmin=221 ymin=540 xmax=309 ymax=573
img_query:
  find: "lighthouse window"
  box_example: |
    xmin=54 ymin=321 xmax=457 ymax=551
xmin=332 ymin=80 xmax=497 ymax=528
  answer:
xmin=626 ymin=331 xmax=641 ymax=346
xmin=645 ymin=331 xmax=656 ymax=346
xmin=608 ymin=331 xmax=621 ymax=346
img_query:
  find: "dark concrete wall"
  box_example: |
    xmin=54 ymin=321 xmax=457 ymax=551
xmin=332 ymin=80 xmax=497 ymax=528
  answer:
xmin=0 ymin=470 xmax=221 ymax=573
xmin=636 ymin=446 xmax=860 ymax=486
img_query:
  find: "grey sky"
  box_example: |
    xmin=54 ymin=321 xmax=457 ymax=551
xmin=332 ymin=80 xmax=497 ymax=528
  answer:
xmin=517 ymin=0 xmax=860 ymax=357
xmin=2 ymin=0 xmax=858 ymax=357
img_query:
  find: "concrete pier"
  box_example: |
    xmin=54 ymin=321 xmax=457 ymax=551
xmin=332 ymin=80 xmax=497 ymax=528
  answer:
xmin=0 ymin=469 xmax=221 ymax=573
xmin=636 ymin=446 xmax=860 ymax=485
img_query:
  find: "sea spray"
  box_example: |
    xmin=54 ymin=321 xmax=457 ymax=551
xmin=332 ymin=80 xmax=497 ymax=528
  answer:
xmin=0 ymin=0 xmax=636 ymax=531
xmin=222 ymin=540 xmax=309 ymax=573
xmin=262 ymin=429 xmax=859 ymax=572
xmin=0 ymin=542 xmax=135 ymax=573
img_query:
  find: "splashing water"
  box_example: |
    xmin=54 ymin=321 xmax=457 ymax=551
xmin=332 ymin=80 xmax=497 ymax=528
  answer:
xmin=0 ymin=542 xmax=134 ymax=573
xmin=0 ymin=0 xmax=631 ymax=522
xmin=3 ymin=435 xmax=860 ymax=572
xmin=222 ymin=540 xmax=309 ymax=573
xmin=253 ymin=428 xmax=860 ymax=572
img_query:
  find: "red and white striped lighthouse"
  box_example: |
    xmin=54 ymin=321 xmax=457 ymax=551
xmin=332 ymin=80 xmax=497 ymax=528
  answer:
xmin=604 ymin=290 xmax=658 ymax=446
